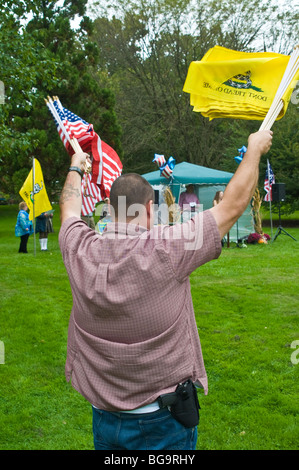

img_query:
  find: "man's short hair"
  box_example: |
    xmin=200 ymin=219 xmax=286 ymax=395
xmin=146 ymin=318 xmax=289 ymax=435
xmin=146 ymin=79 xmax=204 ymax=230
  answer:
xmin=110 ymin=173 xmax=154 ymax=219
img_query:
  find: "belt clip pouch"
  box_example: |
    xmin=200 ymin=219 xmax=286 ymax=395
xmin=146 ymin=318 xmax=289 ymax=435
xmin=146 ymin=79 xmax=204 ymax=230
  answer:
xmin=170 ymin=380 xmax=200 ymax=428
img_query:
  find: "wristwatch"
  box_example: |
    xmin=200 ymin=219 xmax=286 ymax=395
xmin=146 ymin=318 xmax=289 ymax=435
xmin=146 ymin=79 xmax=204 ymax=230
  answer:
xmin=68 ymin=166 xmax=83 ymax=177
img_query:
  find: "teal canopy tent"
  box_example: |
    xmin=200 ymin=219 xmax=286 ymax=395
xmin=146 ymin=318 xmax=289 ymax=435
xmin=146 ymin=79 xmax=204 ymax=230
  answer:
xmin=142 ymin=161 xmax=232 ymax=185
xmin=142 ymin=162 xmax=254 ymax=242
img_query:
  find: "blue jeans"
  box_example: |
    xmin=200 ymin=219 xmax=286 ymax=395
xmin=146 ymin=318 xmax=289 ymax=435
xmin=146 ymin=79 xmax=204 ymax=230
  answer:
xmin=92 ymin=407 xmax=198 ymax=450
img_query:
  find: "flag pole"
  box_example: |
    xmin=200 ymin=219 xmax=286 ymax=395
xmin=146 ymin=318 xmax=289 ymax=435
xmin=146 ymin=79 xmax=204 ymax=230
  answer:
xmin=259 ymin=45 xmax=299 ymax=131
xmin=32 ymin=157 xmax=36 ymax=257
xmin=45 ymin=96 xmax=91 ymax=173
xmin=267 ymin=159 xmax=273 ymax=239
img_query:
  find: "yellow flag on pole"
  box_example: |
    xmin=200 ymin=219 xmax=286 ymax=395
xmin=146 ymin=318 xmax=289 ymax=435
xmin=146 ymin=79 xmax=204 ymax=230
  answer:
xmin=19 ymin=159 xmax=52 ymax=220
xmin=183 ymin=45 xmax=299 ymax=121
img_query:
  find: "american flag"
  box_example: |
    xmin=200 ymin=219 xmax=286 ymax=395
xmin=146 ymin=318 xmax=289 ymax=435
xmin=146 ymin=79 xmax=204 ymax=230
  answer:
xmin=264 ymin=161 xmax=275 ymax=202
xmin=81 ymin=172 xmax=102 ymax=216
xmin=51 ymin=99 xmax=93 ymax=151
xmin=91 ymin=140 xmax=123 ymax=199
xmin=48 ymin=98 xmax=122 ymax=200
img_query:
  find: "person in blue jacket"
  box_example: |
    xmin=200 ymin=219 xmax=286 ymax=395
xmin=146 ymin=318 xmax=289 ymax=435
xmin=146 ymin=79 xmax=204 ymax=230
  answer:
xmin=15 ymin=201 xmax=33 ymax=253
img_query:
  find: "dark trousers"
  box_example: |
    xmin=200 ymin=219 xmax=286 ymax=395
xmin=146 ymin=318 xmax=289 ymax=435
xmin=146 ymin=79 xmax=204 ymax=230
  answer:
xmin=19 ymin=234 xmax=29 ymax=253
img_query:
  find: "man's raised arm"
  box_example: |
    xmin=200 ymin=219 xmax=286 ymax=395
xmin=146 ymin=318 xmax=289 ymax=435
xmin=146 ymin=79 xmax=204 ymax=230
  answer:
xmin=60 ymin=152 xmax=90 ymax=224
xmin=210 ymin=130 xmax=273 ymax=240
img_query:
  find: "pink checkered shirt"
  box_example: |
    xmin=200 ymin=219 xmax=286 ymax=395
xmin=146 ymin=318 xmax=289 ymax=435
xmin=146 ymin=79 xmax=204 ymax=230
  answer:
xmin=59 ymin=210 xmax=221 ymax=411
xmin=179 ymin=192 xmax=200 ymax=209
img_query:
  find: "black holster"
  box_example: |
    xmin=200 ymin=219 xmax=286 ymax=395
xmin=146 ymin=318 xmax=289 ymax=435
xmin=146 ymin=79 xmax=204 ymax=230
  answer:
xmin=158 ymin=380 xmax=200 ymax=428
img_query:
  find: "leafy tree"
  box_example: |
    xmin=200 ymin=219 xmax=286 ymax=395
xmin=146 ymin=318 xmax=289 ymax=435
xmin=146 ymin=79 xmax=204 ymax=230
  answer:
xmin=0 ymin=5 xmax=58 ymax=194
xmin=261 ymin=103 xmax=299 ymax=212
xmin=90 ymin=0 xmax=298 ymax=183
xmin=0 ymin=0 xmax=122 ymax=198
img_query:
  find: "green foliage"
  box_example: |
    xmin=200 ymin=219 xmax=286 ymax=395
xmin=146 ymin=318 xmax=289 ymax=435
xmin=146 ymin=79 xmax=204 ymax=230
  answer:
xmin=0 ymin=17 xmax=59 ymax=178
xmin=264 ymin=104 xmax=299 ymax=209
xmin=0 ymin=0 xmax=122 ymax=198
xmin=0 ymin=0 xmax=298 ymax=210
xmin=90 ymin=0 xmax=299 ymax=206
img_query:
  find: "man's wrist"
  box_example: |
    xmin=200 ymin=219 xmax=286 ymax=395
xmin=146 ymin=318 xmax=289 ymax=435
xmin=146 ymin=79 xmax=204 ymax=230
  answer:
xmin=69 ymin=166 xmax=83 ymax=177
xmin=70 ymin=158 xmax=84 ymax=170
xmin=242 ymin=144 xmax=262 ymax=163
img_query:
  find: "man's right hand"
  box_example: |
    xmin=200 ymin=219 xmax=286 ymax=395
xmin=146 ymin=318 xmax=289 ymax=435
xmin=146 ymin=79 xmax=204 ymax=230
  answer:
xmin=247 ymin=130 xmax=273 ymax=159
xmin=70 ymin=152 xmax=91 ymax=172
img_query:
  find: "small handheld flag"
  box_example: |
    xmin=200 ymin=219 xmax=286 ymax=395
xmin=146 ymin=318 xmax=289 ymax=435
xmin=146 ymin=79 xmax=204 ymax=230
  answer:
xmin=46 ymin=96 xmax=123 ymax=200
xmin=264 ymin=162 xmax=275 ymax=202
xmin=45 ymin=96 xmax=91 ymax=171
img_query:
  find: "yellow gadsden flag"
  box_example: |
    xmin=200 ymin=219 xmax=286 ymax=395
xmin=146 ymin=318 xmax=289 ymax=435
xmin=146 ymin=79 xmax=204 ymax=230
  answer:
xmin=183 ymin=45 xmax=299 ymax=121
xmin=19 ymin=159 xmax=52 ymax=220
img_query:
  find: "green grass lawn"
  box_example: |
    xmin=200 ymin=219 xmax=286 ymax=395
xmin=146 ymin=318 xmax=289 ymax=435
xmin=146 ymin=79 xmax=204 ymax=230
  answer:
xmin=0 ymin=205 xmax=298 ymax=450
xmin=261 ymin=207 xmax=299 ymax=227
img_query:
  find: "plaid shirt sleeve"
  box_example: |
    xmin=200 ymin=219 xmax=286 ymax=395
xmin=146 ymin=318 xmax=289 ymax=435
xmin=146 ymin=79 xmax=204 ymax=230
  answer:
xmin=156 ymin=210 xmax=222 ymax=281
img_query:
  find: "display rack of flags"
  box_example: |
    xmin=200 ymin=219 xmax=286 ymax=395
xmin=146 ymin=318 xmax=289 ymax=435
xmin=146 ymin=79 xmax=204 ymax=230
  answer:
xmin=45 ymin=96 xmax=122 ymax=201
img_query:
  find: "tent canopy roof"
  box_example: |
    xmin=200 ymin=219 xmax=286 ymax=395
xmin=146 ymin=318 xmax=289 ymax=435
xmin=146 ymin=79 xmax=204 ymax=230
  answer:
xmin=142 ymin=161 xmax=233 ymax=185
